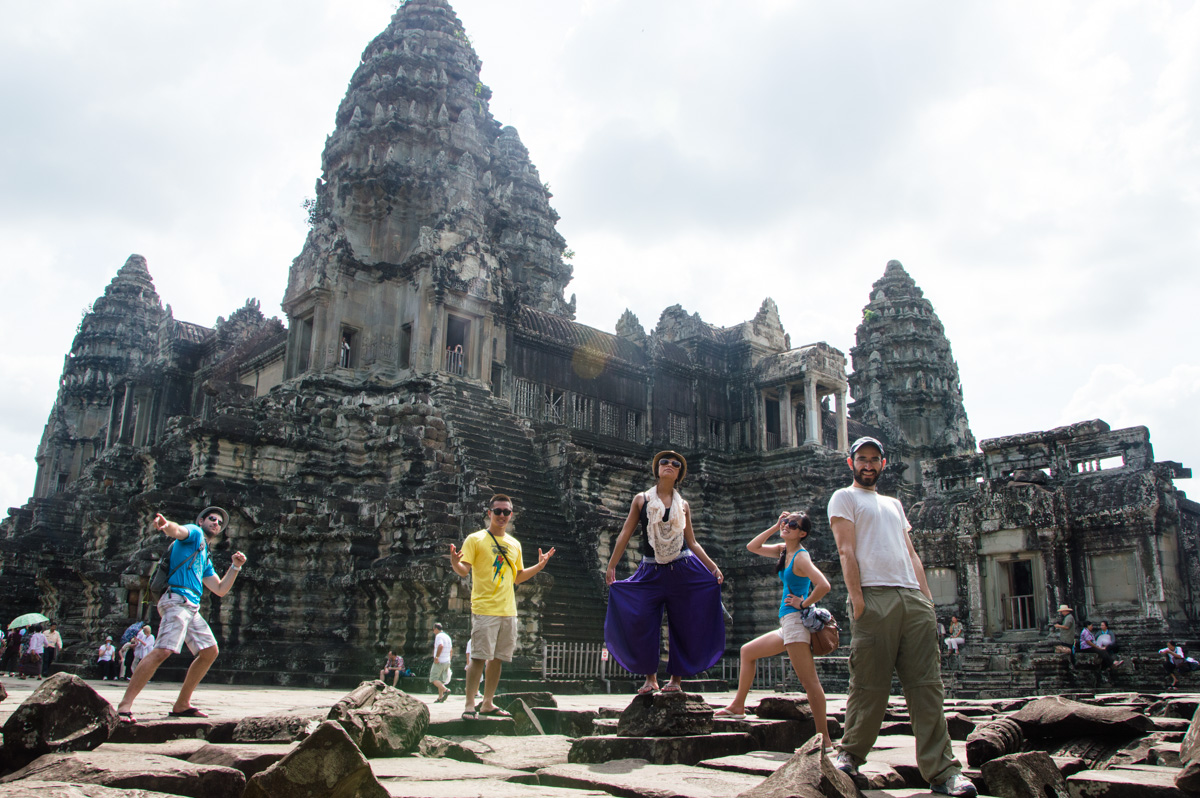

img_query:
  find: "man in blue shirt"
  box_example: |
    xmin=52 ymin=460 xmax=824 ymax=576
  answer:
xmin=116 ymin=506 xmax=247 ymax=723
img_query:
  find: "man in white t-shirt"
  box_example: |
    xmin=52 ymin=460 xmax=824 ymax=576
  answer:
xmin=132 ymin=625 xmax=155 ymax=675
xmin=428 ymin=623 xmax=453 ymax=703
xmin=829 ymin=437 xmax=975 ymax=798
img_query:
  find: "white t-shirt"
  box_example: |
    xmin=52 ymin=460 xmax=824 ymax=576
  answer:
xmin=433 ymin=631 xmax=452 ymax=664
xmin=134 ymin=630 xmax=155 ymax=657
xmin=827 ymin=485 xmax=920 ymax=590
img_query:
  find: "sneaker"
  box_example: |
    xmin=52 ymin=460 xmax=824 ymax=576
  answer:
xmin=931 ymin=772 xmax=977 ymax=797
xmin=833 ymin=750 xmax=860 ymax=777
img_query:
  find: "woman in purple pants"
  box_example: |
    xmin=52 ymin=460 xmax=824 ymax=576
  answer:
xmin=604 ymin=450 xmax=725 ymax=695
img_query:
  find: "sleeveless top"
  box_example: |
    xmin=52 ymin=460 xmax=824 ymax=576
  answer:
xmin=779 ymin=548 xmax=812 ymax=618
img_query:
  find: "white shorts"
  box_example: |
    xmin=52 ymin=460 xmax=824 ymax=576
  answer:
xmin=470 ymin=614 xmax=517 ymax=662
xmin=156 ymin=594 xmax=218 ymax=655
xmin=780 ymin=613 xmax=813 ymax=646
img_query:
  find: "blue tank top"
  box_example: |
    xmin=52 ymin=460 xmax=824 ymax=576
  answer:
xmin=779 ymin=548 xmax=812 ymax=618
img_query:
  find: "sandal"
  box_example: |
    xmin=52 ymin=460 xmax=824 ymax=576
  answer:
xmin=118 ymin=711 xmax=138 ymax=725
xmin=435 ymin=693 xmax=449 ymax=703
xmin=461 ymin=710 xmax=478 ymax=720
xmin=713 ymin=708 xmax=745 ymax=719
xmin=636 ymin=684 xmax=658 ymax=695
xmin=661 ymin=682 xmax=683 ymax=693
xmin=478 ymin=706 xmax=513 ymax=718
xmin=167 ymin=707 xmax=209 ymax=718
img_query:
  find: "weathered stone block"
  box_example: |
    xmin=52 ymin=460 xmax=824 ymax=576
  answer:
xmin=507 ymin=698 xmax=546 ymax=736
xmin=0 ymin=781 xmax=180 ymax=797
xmin=754 ymin=696 xmax=814 ymax=722
xmin=1181 ymin=703 xmax=1200 ymax=764
xmin=980 ymin=751 xmax=1069 ymax=798
xmin=1010 ymin=696 xmax=1155 ymax=740
xmin=186 ymin=742 xmax=297 ymax=779
xmin=243 ymin=720 xmax=387 ymax=798
xmin=966 ymin=716 xmax=1024 ymax=767
xmin=736 ymin=735 xmax=860 ymax=798
xmin=0 ymin=751 xmax=245 ymax=797
xmin=569 ymin=733 xmax=755 ymax=766
xmin=1 ymin=674 xmax=117 ymax=769
xmin=1067 ymin=766 xmax=1186 ymax=797
xmin=232 ymin=709 xmax=325 ymax=743
xmin=538 ymin=759 xmax=764 ymax=798
xmin=530 ymin=707 xmax=596 ymax=737
xmin=616 ymin=692 xmax=714 ymax=737
xmin=327 ymin=680 xmax=428 ymax=757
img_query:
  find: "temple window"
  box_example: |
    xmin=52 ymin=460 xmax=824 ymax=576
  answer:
xmin=297 ymin=316 xmax=314 ymax=373
xmin=624 ymin=410 xmax=642 ymax=443
xmin=669 ymin=412 xmax=690 ymax=448
xmin=543 ymin=388 xmax=564 ymax=424
xmin=925 ymin=567 xmax=958 ymax=606
xmin=513 ymin=378 xmax=537 ymax=418
xmin=570 ymin=395 xmax=593 ymax=431
xmin=339 ymin=327 xmax=358 ymax=368
xmin=599 ymin=402 xmax=619 ymax=437
xmin=399 ymin=323 xmax=412 ymax=369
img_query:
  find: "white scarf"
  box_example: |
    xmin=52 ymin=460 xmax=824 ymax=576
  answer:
xmin=645 ymin=489 xmax=686 ymax=563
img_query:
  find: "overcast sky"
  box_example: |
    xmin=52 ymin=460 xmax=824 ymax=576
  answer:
xmin=2 ymin=0 xmax=1197 ymax=512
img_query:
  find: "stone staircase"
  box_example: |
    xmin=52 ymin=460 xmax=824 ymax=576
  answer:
xmin=432 ymin=380 xmax=608 ymax=647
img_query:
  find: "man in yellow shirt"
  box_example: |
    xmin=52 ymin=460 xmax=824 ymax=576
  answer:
xmin=450 ymin=494 xmax=554 ymax=719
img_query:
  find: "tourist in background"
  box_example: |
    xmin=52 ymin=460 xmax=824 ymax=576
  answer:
xmin=716 ymin=511 xmax=833 ymax=752
xmin=429 ymin=623 xmax=452 ymax=702
xmin=830 ymin=437 xmax=975 ymax=797
xmin=1078 ymin=621 xmax=1120 ymax=672
xmin=97 ymin=636 xmax=117 ymax=680
xmin=130 ymin=624 xmax=155 ymax=677
xmin=2 ymin=627 xmax=23 ymax=676
xmin=1162 ymin=641 xmax=1187 ymax=689
xmin=1095 ymin=621 xmax=1121 ymax=666
xmin=380 ymin=650 xmax=404 ymax=687
xmin=944 ymin=616 xmax=965 ymax=655
xmin=41 ymin=622 xmax=62 ymax=677
xmin=450 ymin=494 xmax=555 ymax=719
xmin=1052 ymin=605 xmax=1077 ymax=665
xmin=20 ymin=625 xmax=47 ymax=679
xmin=604 ymin=451 xmax=725 ymax=695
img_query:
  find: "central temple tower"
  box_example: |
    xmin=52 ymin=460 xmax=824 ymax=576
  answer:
xmin=282 ymin=0 xmax=574 ymax=385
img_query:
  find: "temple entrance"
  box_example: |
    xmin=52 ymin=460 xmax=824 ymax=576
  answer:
xmin=979 ymin=532 xmax=1046 ymax=637
xmin=1001 ymin=559 xmax=1037 ymax=631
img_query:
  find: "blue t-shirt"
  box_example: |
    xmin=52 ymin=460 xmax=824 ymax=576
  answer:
xmin=779 ymin=548 xmax=813 ymax=618
xmin=166 ymin=525 xmax=217 ymax=605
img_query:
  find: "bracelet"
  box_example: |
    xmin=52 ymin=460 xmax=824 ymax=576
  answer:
xmin=232 ymin=565 xmax=242 ymax=571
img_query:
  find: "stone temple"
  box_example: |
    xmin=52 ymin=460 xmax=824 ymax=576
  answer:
xmin=2 ymin=0 xmax=1197 ymax=692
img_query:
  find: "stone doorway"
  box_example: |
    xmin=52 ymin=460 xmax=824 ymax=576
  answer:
xmin=980 ymin=544 xmax=1046 ymax=637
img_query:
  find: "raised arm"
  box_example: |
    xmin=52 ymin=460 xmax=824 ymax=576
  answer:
xmin=515 ymin=547 xmax=555 ymax=584
xmin=202 ymin=550 xmax=247 ymax=598
xmin=746 ymin=512 xmax=789 ymax=558
xmin=152 ymin=513 xmax=191 ymax=541
xmin=683 ymin=504 xmax=723 ymax=584
xmin=830 ymin=516 xmax=863 ymax=620
xmin=606 ymin=494 xmax=644 ymax=585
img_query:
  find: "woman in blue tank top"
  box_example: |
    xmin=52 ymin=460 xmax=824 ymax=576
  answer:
xmin=716 ymin=511 xmax=833 ymax=752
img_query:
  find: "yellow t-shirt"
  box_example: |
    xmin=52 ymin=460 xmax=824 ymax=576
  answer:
xmin=460 ymin=529 xmax=524 ymax=617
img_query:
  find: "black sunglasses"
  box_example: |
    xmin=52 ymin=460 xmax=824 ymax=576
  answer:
xmin=205 ymin=516 xmax=224 ymax=526
xmin=783 ymin=520 xmax=803 ymax=529
xmin=490 ymin=508 xmax=513 ymax=516
xmin=658 ymin=459 xmax=682 ymax=469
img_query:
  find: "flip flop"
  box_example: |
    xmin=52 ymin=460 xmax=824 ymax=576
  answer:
xmin=661 ymin=682 xmax=683 ymax=693
xmin=636 ymin=684 xmax=658 ymax=695
xmin=713 ymin=708 xmax=745 ymax=719
xmin=167 ymin=707 xmax=209 ymax=718
xmin=478 ymin=707 xmax=513 ymax=718
xmin=461 ymin=710 xmax=478 ymax=720
xmin=118 ymin=711 xmax=137 ymax=725
xmin=435 ymin=693 xmax=449 ymax=703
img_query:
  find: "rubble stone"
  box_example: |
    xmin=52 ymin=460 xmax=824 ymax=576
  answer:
xmin=965 ymin=717 xmax=1023 ymax=767
xmin=1010 ymin=696 xmax=1154 ymax=739
xmin=0 ymin=674 xmax=117 ymax=769
xmin=569 ymin=733 xmax=755 ymax=766
xmin=736 ymin=735 xmax=861 ymax=798
xmin=0 ymin=751 xmax=245 ymax=797
xmin=327 ymin=681 xmax=429 ymax=757
xmin=232 ymin=709 xmax=325 ymax=743
xmin=243 ymin=720 xmax=388 ymax=798
xmin=616 ymin=692 xmax=713 ymax=737
xmin=979 ymin=751 xmax=1069 ymax=798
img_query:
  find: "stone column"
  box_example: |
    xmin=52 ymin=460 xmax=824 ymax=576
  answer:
xmin=780 ymin=384 xmax=793 ymax=448
xmin=804 ymin=379 xmax=819 ymax=444
xmin=836 ymin=389 xmax=849 ymax=452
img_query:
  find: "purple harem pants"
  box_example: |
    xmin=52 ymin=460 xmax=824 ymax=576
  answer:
xmin=604 ymin=553 xmax=726 ymax=676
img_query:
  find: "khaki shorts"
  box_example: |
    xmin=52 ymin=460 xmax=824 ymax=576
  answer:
xmin=780 ymin=612 xmax=813 ymax=646
xmin=470 ymin=614 xmax=517 ymax=662
xmin=428 ymin=662 xmax=452 ymax=684
xmin=156 ymin=594 xmax=218 ymax=655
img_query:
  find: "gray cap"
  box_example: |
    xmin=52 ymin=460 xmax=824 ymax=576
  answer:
xmin=850 ymin=437 xmax=885 ymax=457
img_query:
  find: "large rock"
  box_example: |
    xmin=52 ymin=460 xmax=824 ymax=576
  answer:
xmin=538 ymin=759 xmax=764 ymax=798
xmin=569 ymin=733 xmax=755 ymax=767
xmin=443 ymin=734 xmax=574 ymax=771
xmin=715 ymin=718 xmax=841 ymax=754
xmin=530 ymin=707 xmax=597 ymax=737
xmin=0 ymin=751 xmax=245 ymax=797
xmin=0 ymin=674 xmax=116 ymax=768
xmin=243 ymin=720 xmax=388 ymax=798
xmin=1181 ymin=703 xmax=1200 ymax=764
xmin=1009 ymin=697 xmax=1154 ymax=739
xmin=0 ymin=781 xmax=180 ymax=797
xmin=736 ymin=735 xmax=861 ymax=798
xmin=965 ymin=717 xmax=1023 ymax=767
xmin=1067 ymin=766 xmax=1186 ymax=797
xmin=327 ymin=680 xmax=429 ymax=757
xmin=186 ymin=742 xmax=297 ymax=778
xmin=106 ymin=719 xmax=216 ymax=746
xmin=979 ymin=751 xmax=1069 ymax=798
xmin=754 ymin=696 xmax=814 ymax=722
xmin=1177 ymin=759 xmax=1200 ymax=792
xmin=232 ymin=709 xmax=326 ymax=743
xmin=507 ymin=699 xmax=546 ymax=736
xmin=616 ymin=692 xmax=713 ymax=737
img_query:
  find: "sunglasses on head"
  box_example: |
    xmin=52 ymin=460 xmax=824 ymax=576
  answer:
xmin=658 ymin=459 xmax=682 ymax=469
xmin=490 ymin=508 xmax=512 ymax=516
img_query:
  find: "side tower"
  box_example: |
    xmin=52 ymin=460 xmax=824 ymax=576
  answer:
xmin=33 ymin=255 xmax=165 ymax=499
xmin=847 ymin=260 xmax=975 ymax=482
xmin=282 ymin=0 xmax=572 ymax=386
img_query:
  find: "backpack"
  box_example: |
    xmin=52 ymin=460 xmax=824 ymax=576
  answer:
xmin=148 ymin=539 xmax=204 ymax=601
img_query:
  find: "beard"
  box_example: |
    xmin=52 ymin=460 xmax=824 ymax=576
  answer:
xmin=853 ymin=467 xmax=880 ymax=487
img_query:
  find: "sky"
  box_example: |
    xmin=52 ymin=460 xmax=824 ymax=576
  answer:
xmin=1 ymin=0 xmax=1197 ymax=512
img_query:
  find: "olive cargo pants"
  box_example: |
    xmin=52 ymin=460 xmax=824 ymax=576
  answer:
xmin=839 ymin=585 xmax=960 ymax=784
